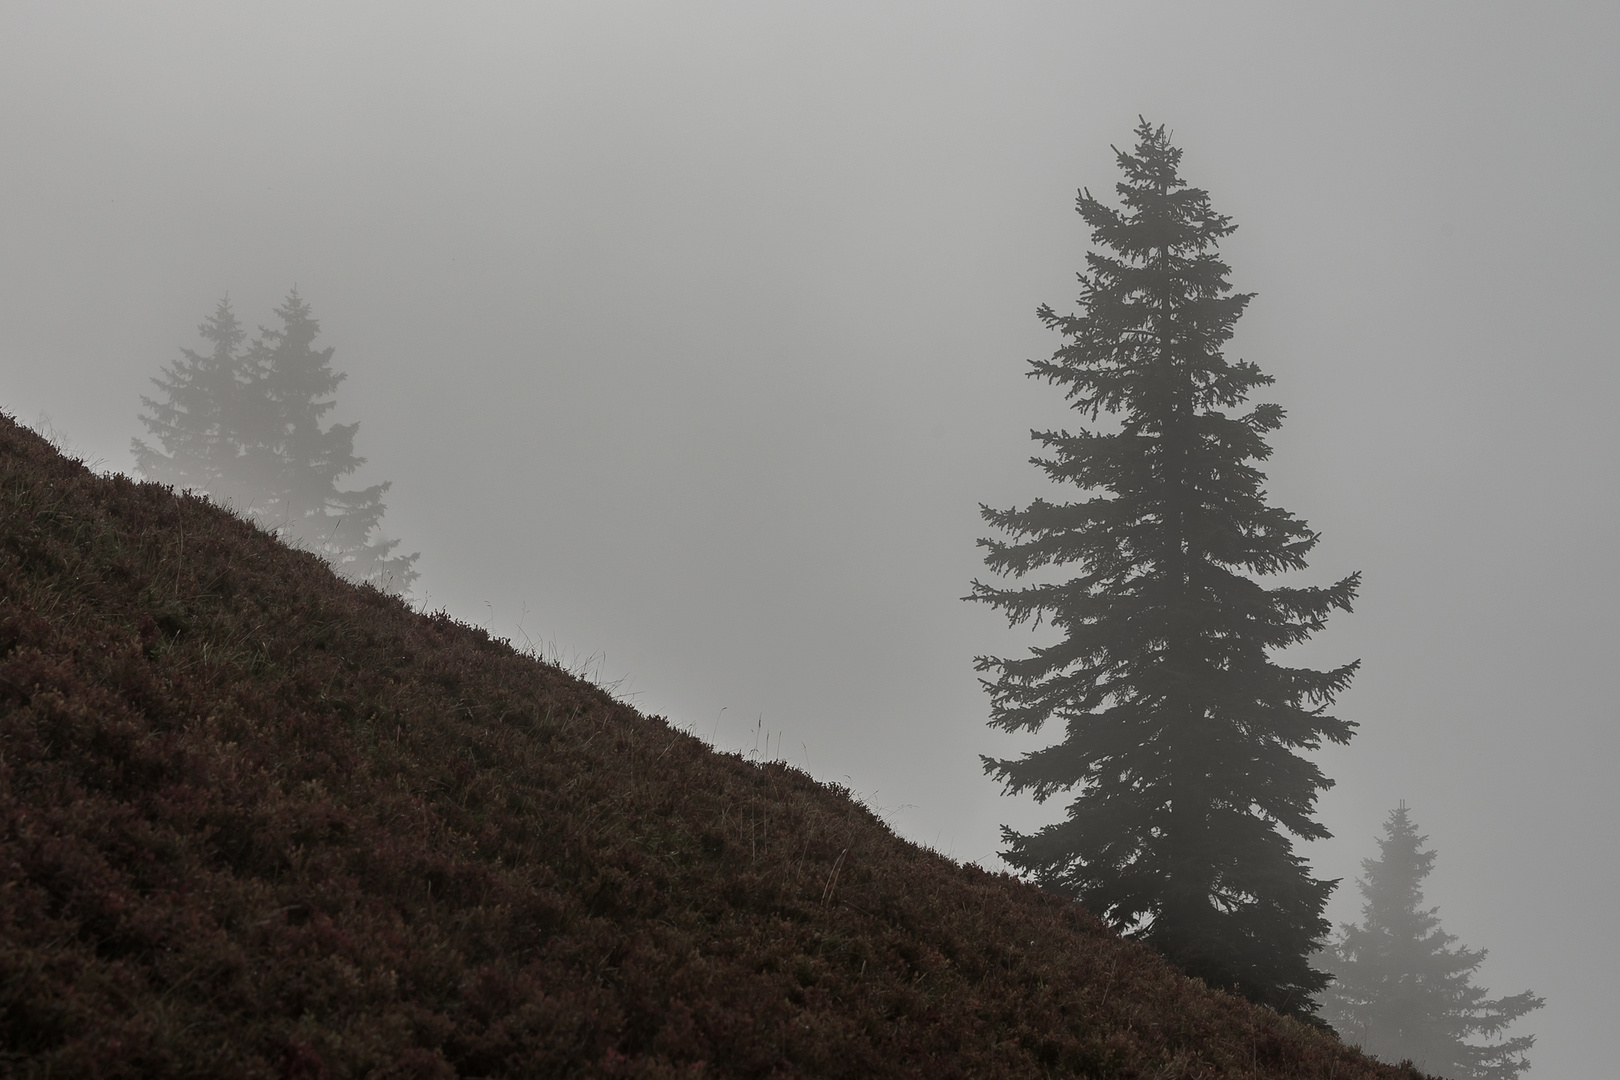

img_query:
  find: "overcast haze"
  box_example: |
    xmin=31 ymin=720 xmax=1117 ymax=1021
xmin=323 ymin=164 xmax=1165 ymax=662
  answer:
xmin=3 ymin=3 xmax=1616 ymax=1075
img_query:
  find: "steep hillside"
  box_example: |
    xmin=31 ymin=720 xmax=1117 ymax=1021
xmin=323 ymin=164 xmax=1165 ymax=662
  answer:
xmin=0 ymin=413 xmax=1428 ymax=1079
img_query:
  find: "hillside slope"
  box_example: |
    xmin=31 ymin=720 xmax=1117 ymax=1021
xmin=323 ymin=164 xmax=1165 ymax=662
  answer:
xmin=0 ymin=413 xmax=1428 ymax=1079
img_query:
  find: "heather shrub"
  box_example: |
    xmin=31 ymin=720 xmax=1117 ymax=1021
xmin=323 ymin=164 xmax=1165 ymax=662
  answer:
xmin=0 ymin=413 xmax=1429 ymax=1078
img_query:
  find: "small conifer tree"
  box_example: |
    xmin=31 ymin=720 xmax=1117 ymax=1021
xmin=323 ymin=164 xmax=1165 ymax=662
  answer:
xmin=1318 ymin=804 xmax=1543 ymax=1079
xmin=132 ymin=297 xmax=248 ymax=496
xmin=135 ymin=290 xmax=418 ymax=594
xmin=241 ymin=290 xmax=418 ymax=593
xmin=970 ymin=119 xmax=1359 ymax=1015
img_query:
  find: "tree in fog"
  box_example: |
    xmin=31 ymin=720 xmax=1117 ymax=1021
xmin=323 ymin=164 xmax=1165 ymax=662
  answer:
xmin=135 ymin=290 xmax=418 ymax=594
xmin=132 ymin=297 xmax=249 ymax=497
xmin=241 ymin=290 xmax=417 ymax=592
xmin=969 ymin=119 xmax=1359 ymax=1016
xmin=1317 ymin=804 xmax=1542 ymax=1079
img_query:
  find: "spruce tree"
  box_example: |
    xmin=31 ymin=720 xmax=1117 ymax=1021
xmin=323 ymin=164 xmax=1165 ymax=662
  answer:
xmin=1318 ymin=805 xmax=1543 ymax=1079
xmin=132 ymin=297 xmax=248 ymax=496
xmin=241 ymin=290 xmax=418 ymax=594
xmin=969 ymin=119 xmax=1359 ymax=1015
xmin=135 ymin=290 xmax=418 ymax=594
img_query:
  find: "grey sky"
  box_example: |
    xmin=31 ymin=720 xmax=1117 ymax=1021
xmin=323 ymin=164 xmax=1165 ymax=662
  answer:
xmin=3 ymin=3 xmax=1615 ymax=1075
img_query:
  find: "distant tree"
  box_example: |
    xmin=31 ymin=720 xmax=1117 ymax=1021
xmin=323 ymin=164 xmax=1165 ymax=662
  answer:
xmin=135 ymin=290 xmax=418 ymax=594
xmin=132 ymin=296 xmax=248 ymax=496
xmin=969 ymin=119 xmax=1359 ymax=1017
xmin=1317 ymin=804 xmax=1543 ymax=1079
xmin=240 ymin=290 xmax=418 ymax=593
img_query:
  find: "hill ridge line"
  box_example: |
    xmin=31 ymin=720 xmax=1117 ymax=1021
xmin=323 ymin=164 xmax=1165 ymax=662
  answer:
xmin=0 ymin=411 xmax=1429 ymax=1078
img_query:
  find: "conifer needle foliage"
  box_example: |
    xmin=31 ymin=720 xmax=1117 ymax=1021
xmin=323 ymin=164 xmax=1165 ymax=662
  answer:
xmin=1318 ymin=805 xmax=1543 ymax=1079
xmin=971 ymin=119 xmax=1360 ymax=1016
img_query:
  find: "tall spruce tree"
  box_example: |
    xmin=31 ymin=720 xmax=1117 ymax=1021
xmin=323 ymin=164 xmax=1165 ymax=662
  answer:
xmin=1317 ymin=805 xmax=1543 ymax=1079
xmin=969 ymin=119 xmax=1359 ymax=1015
xmin=135 ymin=290 xmax=418 ymax=594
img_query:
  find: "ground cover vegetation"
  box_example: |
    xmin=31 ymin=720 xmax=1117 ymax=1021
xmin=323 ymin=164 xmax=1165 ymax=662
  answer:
xmin=0 ymin=412 xmax=1436 ymax=1077
xmin=1316 ymin=805 xmax=1542 ymax=1079
xmin=133 ymin=290 xmax=417 ymax=595
xmin=971 ymin=120 xmax=1359 ymax=1017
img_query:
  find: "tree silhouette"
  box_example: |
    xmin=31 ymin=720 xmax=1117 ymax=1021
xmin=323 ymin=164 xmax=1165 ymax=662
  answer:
xmin=970 ymin=119 xmax=1359 ymax=1016
xmin=132 ymin=297 xmax=248 ymax=497
xmin=135 ymin=290 xmax=418 ymax=594
xmin=1317 ymin=804 xmax=1542 ymax=1078
xmin=240 ymin=290 xmax=417 ymax=592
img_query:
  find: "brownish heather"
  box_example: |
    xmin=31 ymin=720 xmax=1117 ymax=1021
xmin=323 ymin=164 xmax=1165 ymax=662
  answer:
xmin=0 ymin=412 xmax=1431 ymax=1079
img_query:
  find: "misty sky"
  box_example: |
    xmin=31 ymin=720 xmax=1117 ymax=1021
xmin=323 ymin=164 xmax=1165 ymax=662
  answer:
xmin=3 ymin=3 xmax=1615 ymax=1075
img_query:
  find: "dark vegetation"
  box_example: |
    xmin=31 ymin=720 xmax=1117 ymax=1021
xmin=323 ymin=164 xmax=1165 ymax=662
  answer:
xmin=970 ymin=120 xmax=1358 ymax=1015
xmin=0 ymin=410 xmax=1432 ymax=1077
xmin=1316 ymin=805 xmax=1542 ymax=1079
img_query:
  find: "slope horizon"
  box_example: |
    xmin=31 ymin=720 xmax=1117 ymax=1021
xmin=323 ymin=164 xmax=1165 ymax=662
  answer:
xmin=0 ymin=409 xmax=1443 ymax=1077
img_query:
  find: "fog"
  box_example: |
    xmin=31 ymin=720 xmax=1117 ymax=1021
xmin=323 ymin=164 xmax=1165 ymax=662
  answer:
xmin=3 ymin=3 xmax=1615 ymax=1074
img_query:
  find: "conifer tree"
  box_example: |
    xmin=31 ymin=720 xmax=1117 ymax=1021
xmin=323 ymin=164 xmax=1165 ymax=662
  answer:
xmin=1317 ymin=805 xmax=1543 ymax=1079
xmin=132 ymin=297 xmax=248 ymax=496
xmin=970 ymin=119 xmax=1359 ymax=1015
xmin=241 ymin=290 xmax=418 ymax=593
xmin=135 ymin=290 xmax=418 ymax=594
